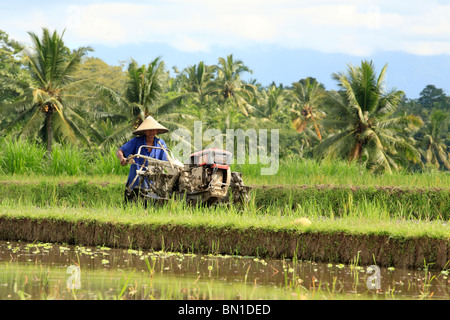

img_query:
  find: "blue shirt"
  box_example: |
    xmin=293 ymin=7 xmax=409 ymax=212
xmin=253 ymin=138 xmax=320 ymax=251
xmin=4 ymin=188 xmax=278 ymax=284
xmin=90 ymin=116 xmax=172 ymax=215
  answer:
xmin=119 ymin=136 xmax=168 ymax=189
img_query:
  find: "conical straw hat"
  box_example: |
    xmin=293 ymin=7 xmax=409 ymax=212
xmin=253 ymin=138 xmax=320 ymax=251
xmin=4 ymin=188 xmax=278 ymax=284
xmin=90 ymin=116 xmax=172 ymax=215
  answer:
xmin=132 ymin=116 xmax=169 ymax=135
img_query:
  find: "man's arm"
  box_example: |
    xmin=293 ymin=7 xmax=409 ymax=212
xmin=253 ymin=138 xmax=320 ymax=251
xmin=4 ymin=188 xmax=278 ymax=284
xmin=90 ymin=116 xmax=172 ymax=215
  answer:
xmin=117 ymin=149 xmax=128 ymax=166
xmin=156 ymin=139 xmax=169 ymax=161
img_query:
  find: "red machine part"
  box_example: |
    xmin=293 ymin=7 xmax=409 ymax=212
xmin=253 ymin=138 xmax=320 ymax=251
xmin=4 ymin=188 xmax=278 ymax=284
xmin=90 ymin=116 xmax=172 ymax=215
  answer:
xmin=190 ymin=148 xmax=232 ymax=168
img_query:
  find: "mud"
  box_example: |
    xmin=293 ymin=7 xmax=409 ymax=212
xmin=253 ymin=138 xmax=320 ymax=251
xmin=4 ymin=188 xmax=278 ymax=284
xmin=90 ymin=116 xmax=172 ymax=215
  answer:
xmin=0 ymin=216 xmax=447 ymax=270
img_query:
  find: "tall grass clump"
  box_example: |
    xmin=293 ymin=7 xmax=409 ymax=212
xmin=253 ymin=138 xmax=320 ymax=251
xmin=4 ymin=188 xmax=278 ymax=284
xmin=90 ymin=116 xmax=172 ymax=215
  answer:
xmin=48 ymin=144 xmax=90 ymax=176
xmin=0 ymin=138 xmax=129 ymax=176
xmin=232 ymin=157 xmax=449 ymax=188
xmin=90 ymin=145 xmax=129 ymax=176
xmin=0 ymin=136 xmax=46 ymax=174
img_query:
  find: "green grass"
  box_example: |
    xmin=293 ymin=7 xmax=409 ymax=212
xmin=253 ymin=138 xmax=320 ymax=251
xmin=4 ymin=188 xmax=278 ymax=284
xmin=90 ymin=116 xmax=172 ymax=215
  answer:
xmin=48 ymin=144 xmax=90 ymax=176
xmin=1 ymin=199 xmax=448 ymax=240
xmin=253 ymin=186 xmax=450 ymax=220
xmin=1 ymin=136 xmax=448 ymax=239
xmin=1 ymin=136 xmax=448 ymax=188
xmin=232 ymin=158 xmax=450 ymax=188
xmin=1 ymin=180 xmax=448 ymax=271
xmin=0 ymin=136 xmax=129 ymax=176
xmin=0 ymin=180 xmax=448 ymax=220
xmin=1 ymin=136 xmax=47 ymax=174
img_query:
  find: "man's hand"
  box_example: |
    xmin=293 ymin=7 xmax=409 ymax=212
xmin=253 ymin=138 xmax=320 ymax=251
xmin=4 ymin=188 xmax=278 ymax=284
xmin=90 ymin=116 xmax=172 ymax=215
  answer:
xmin=120 ymin=157 xmax=128 ymax=166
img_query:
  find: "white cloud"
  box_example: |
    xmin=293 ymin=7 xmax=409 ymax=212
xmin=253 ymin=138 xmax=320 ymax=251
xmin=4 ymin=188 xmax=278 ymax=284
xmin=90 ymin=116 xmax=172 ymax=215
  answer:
xmin=401 ymin=41 xmax=450 ymax=56
xmin=2 ymin=0 xmax=450 ymax=56
xmin=169 ymin=35 xmax=211 ymax=53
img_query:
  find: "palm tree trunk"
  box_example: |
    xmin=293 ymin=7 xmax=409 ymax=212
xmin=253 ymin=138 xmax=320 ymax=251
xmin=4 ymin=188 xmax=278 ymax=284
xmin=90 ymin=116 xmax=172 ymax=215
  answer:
xmin=46 ymin=111 xmax=52 ymax=153
xmin=349 ymin=141 xmax=362 ymax=162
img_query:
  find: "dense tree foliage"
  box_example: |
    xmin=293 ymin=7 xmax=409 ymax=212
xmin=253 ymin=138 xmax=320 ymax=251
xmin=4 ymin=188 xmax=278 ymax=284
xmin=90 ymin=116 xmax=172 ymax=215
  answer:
xmin=315 ymin=61 xmax=422 ymax=173
xmin=0 ymin=29 xmax=448 ymax=172
xmin=0 ymin=28 xmax=93 ymax=152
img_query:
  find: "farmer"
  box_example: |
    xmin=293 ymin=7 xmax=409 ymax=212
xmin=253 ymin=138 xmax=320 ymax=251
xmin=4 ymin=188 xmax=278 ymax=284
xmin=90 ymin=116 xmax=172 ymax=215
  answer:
xmin=116 ymin=115 xmax=169 ymax=204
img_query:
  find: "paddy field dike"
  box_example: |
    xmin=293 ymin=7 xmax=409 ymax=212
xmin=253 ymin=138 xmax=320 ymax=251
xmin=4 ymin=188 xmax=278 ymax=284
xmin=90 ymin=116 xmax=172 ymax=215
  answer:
xmin=0 ymin=173 xmax=448 ymax=270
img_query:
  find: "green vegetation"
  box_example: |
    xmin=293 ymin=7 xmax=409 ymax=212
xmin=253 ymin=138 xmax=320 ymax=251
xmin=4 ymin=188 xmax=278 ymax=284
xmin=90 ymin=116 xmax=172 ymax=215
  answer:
xmin=0 ymin=28 xmax=448 ymax=173
xmin=0 ymin=178 xmax=448 ymax=221
xmin=232 ymin=158 xmax=449 ymax=188
xmin=0 ymin=199 xmax=448 ymax=273
xmin=0 ymin=136 xmax=128 ymax=176
xmin=0 ymin=28 xmax=93 ymax=152
xmin=0 ymin=182 xmax=448 ymax=240
xmin=316 ymin=61 xmax=422 ymax=173
xmin=1 ymin=136 xmax=448 ymax=188
xmin=0 ymin=28 xmax=448 ymax=281
xmin=254 ymin=186 xmax=449 ymax=220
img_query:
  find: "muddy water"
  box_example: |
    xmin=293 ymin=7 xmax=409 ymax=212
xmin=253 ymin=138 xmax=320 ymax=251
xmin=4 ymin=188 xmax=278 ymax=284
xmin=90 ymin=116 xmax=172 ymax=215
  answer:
xmin=0 ymin=240 xmax=447 ymax=300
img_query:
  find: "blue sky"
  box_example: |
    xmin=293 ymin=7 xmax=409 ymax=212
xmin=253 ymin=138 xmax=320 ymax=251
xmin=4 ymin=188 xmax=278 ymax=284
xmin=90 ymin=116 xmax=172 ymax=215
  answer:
xmin=2 ymin=0 xmax=449 ymax=98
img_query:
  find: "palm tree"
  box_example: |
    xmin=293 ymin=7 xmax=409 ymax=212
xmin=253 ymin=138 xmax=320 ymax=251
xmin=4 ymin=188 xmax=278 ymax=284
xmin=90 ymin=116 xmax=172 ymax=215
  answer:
xmin=316 ymin=60 xmax=422 ymax=173
xmin=419 ymin=110 xmax=450 ymax=170
xmin=98 ymin=57 xmax=190 ymax=148
xmin=206 ymin=54 xmax=257 ymax=116
xmin=179 ymin=61 xmax=215 ymax=101
xmin=289 ymin=77 xmax=326 ymax=141
xmin=0 ymin=28 xmax=92 ymax=152
xmin=253 ymin=84 xmax=287 ymax=122
xmin=126 ymin=58 xmax=165 ymax=124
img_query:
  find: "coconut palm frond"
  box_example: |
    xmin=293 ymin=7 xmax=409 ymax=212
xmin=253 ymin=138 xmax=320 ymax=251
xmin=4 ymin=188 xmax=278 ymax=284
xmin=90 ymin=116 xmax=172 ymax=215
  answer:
xmin=320 ymin=60 xmax=414 ymax=172
xmin=99 ymin=123 xmax=134 ymax=150
xmin=373 ymin=89 xmax=404 ymax=118
xmin=436 ymin=146 xmax=450 ymax=170
xmin=324 ymin=90 xmax=354 ymax=122
xmin=0 ymin=98 xmax=34 ymax=114
xmin=62 ymin=47 xmax=93 ymax=80
xmin=0 ymin=104 xmax=39 ymax=134
xmin=377 ymin=114 xmax=423 ymax=130
xmin=365 ymin=137 xmax=392 ymax=174
xmin=314 ymin=129 xmax=354 ymax=160
xmin=18 ymin=107 xmax=44 ymax=137
xmin=60 ymin=114 xmax=91 ymax=147
xmin=377 ymin=130 xmax=421 ymax=163
xmin=52 ymin=105 xmax=77 ymax=145
xmin=154 ymin=93 xmax=192 ymax=115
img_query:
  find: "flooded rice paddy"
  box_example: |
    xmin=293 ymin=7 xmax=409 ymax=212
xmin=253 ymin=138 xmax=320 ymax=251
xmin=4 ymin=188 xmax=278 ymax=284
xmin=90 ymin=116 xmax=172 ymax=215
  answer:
xmin=0 ymin=240 xmax=448 ymax=300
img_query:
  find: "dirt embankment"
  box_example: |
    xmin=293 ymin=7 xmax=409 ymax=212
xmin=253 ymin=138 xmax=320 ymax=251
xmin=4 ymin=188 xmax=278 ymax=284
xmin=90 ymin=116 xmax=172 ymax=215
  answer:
xmin=0 ymin=216 xmax=447 ymax=270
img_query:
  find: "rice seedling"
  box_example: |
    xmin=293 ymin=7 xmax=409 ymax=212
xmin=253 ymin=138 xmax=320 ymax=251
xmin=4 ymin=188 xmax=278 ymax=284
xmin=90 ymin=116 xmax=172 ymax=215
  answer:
xmin=0 ymin=240 xmax=448 ymax=300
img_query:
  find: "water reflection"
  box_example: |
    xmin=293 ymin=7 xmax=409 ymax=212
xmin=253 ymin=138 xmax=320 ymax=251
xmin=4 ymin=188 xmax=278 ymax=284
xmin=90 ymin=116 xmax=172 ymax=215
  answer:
xmin=0 ymin=241 xmax=447 ymax=300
